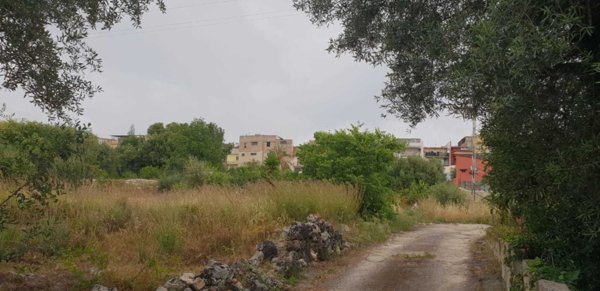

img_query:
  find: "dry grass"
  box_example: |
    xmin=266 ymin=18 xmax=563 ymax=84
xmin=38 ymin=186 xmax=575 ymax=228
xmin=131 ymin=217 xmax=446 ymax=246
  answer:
xmin=417 ymin=195 xmax=494 ymax=224
xmin=0 ymin=181 xmax=495 ymax=290
xmin=0 ymin=181 xmax=361 ymax=290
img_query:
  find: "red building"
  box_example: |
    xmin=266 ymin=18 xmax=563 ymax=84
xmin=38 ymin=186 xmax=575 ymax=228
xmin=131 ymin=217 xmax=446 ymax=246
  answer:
xmin=453 ymin=152 xmax=487 ymax=188
xmin=450 ymin=146 xmax=470 ymax=165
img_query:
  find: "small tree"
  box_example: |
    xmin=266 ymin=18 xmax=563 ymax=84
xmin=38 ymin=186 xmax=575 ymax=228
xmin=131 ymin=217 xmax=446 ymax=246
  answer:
xmin=264 ymin=152 xmax=280 ymax=173
xmin=0 ymin=121 xmax=83 ymax=228
xmin=297 ymin=125 xmax=404 ymax=217
xmin=388 ymin=156 xmax=445 ymax=190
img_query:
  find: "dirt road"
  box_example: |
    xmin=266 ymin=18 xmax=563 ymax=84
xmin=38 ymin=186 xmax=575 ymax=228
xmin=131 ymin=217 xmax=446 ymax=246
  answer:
xmin=312 ymin=224 xmax=503 ymax=291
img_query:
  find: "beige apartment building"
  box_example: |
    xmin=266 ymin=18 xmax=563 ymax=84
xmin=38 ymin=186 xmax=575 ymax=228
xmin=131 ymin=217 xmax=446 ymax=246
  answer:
xmin=396 ymin=138 xmax=424 ymax=158
xmin=227 ymin=134 xmax=294 ymax=168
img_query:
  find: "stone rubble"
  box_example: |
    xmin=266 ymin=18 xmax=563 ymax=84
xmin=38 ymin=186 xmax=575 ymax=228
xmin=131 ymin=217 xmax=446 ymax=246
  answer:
xmin=93 ymin=214 xmax=347 ymax=291
xmin=272 ymin=214 xmax=346 ymax=277
xmin=91 ymin=285 xmax=118 ymax=291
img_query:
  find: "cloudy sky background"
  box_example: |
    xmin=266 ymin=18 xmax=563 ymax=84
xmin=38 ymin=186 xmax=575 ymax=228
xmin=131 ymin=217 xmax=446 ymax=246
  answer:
xmin=2 ymin=0 xmax=473 ymax=146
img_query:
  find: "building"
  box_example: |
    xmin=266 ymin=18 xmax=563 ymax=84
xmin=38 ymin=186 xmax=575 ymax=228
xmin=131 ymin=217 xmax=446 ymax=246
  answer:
xmin=423 ymin=146 xmax=450 ymax=166
xmin=453 ymin=152 xmax=487 ymax=189
xmin=396 ymin=138 xmax=424 ymax=158
xmin=225 ymin=147 xmax=240 ymax=169
xmin=451 ymin=135 xmax=489 ymax=189
xmin=229 ymin=134 xmax=294 ymax=168
xmin=98 ymin=134 xmax=146 ymax=148
xmin=98 ymin=137 xmax=119 ymax=148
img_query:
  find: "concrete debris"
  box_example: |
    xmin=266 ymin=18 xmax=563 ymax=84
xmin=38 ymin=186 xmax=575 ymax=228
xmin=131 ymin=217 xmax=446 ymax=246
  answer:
xmin=257 ymin=241 xmax=278 ymax=261
xmin=284 ymin=214 xmax=345 ymax=263
xmin=163 ymin=277 xmax=189 ymax=291
xmin=156 ymin=214 xmax=346 ymax=290
xmin=91 ymin=285 xmax=118 ymax=291
xmin=249 ymin=241 xmax=278 ymax=267
xmin=157 ymin=260 xmax=284 ymax=291
xmin=198 ymin=260 xmax=235 ymax=287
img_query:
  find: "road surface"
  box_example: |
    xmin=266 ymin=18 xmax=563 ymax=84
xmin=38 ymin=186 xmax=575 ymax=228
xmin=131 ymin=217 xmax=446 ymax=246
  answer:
xmin=315 ymin=224 xmax=503 ymax=291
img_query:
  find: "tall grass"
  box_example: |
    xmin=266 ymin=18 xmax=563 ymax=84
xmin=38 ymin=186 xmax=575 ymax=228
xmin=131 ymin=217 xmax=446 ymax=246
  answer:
xmin=0 ymin=181 xmax=361 ymax=289
xmin=0 ymin=181 xmax=495 ymax=289
xmin=417 ymin=195 xmax=494 ymax=224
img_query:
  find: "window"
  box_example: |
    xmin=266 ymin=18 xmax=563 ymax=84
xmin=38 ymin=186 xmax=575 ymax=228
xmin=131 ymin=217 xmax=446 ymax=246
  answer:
xmin=250 ymin=153 xmax=257 ymax=156
xmin=251 ymin=141 xmax=258 ymax=146
xmin=241 ymin=153 xmax=245 ymax=156
xmin=236 ymin=156 xmax=239 ymax=161
xmin=266 ymin=141 xmax=271 ymax=147
xmin=244 ymin=143 xmax=247 ymax=148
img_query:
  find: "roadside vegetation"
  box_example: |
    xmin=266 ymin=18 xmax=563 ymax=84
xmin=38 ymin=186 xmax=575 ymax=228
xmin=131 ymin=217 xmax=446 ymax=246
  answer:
xmin=0 ymin=120 xmax=492 ymax=289
xmin=0 ymin=181 xmax=361 ymax=289
xmin=295 ymin=0 xmax=600 ymax=289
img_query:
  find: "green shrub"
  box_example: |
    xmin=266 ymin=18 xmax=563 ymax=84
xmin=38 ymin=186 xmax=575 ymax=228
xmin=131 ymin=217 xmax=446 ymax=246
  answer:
xmin=360 ymin=176 xmax=396 ymax=219
xmin=104 ymin=199 xmax=133 ymax=232
xmin=206 ymin=170 xmax=232 ymax=186
xmin=158 ymin=174 xmax=182 ymax=192
xmin=429 ymin=183 xmax=465 ymax=206
xmin=228 ymin=165 xmax=264 ymax=186
xmin=402 ymin=181 xmax=430 ymax=204
xmin=0 ymin=227 xmax=25 ymax=261
xmin=155 ymin=225 xmax=180 ymax=254
xmin=389 ymin=156 xmax=445 ymax=190
xmin=24 ymin=219 xmax=72 ymax=257
xmin=296 ymin=125 xmax=404 ymax=218
xmin=527 ymin=257 xmax=579 ymax=287
xmin=282 ymin=171 xmax=305 ymax=181
xmin=139 ymin=166 xmax=161 ymax=179
xmin=183 ymin=157 xmax=211 ymax=187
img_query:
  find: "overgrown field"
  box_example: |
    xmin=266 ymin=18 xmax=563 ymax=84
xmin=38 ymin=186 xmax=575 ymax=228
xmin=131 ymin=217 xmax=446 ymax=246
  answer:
xmin=0 ymin=181 xmax=380 ymax=289
xmin=0 ymin=181 xmax=493 ymax=290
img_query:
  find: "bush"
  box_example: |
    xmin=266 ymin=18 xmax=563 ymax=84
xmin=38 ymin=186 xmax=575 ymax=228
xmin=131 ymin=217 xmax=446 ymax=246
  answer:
xmin=296 ymin=125 xmax=404 ymax=218
xmin=183 ymin=157 xmax=211 ymax=187
xmin=402 ymin=181 xmax=430 ymax=205
xmin=0 ymin=227 xmax=25 ymax=261
xmin=158 ymin=174 xmax=182 ymax=192
xmin=228 ymin=165 xmax=264 ymax=186
xmin=104 ymin=199 xmax=133 ymax=232
xmin=139 ymin=166 xmax=161 ymax=179
xmin=206 ymin=170 xmax=232 ymax=186
xmin=389 ymin=156 xmax=445 ymax=190
xmin=155 ymin=224 xmax=180 ymax=254
xmin=429 ymin=183 xmax=465 ymax=206
xmin=264 ymin=152 xmax=279 ymax=173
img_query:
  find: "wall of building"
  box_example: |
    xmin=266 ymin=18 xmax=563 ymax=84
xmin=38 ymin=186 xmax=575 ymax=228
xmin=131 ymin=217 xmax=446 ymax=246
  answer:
xmin=424 ymin=146 xmax=450 ymax=166
xmin=237 ymin=135 xmax=294 ymax=167
xmin=397 ymin=138 xmax=424 ymax=157
xmin=453 ymin=154 xmax=487 ymax=188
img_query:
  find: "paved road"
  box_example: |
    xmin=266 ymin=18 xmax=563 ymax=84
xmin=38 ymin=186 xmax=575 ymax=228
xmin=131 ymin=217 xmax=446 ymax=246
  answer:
xmin=320 ymin=224 xmax=502 ymax=291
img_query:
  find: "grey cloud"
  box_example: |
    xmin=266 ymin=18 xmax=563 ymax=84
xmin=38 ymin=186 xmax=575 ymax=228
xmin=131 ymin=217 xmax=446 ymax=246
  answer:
xmin=1 ymin=0 xmax=473 ymax=146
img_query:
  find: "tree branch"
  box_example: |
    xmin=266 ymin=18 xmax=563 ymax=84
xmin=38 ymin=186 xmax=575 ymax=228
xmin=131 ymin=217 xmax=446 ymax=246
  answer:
xmin=0 ymin=182 xmax=28 ymax=208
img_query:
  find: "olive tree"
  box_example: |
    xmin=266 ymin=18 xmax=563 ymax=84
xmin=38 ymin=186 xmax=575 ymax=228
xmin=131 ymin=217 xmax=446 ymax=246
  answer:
xmin=294 ymin=0 xmax=600 ymax=288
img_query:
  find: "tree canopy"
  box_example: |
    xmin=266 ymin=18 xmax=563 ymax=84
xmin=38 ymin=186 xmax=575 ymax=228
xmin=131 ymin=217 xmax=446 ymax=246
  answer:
xmin=295 ymin=0 xmax=600 ymax=288
xmin=0 ymin=121 xmax=82 ymax=227
xmin=0 ymin=0 xmax=164 ymax=119
xmin=297 ymin=125 xmax=404 ymax=217
xmin=293 ymin=0 xmax=599 ymax=124
xmin=113 ymin=119 xmax=227 ymax=177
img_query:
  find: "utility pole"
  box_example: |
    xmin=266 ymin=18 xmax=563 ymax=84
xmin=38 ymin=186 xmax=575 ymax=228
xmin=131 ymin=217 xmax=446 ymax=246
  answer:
xmin=471 ymin=118 xmax=476 ymax=200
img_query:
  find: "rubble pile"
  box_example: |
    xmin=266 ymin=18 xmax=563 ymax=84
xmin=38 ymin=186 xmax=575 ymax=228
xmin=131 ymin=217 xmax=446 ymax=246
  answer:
xmin=93 ymin=214 xmax=347 ymax=291
xmin=154 ymin=260 xmax=284 ymax=291
xmin=272 ymin=214 xmax=347 ymax=277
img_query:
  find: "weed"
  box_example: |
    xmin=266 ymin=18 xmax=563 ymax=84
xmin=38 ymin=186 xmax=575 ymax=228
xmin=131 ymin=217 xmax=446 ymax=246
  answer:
xmin=104 ymin=199 xmax=132 ymax=232
xmin=155 ymin=224 xmax=181 ymax=254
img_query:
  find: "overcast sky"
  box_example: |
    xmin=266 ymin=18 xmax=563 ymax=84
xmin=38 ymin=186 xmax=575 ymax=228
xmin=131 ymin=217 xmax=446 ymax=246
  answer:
xmin=2 ymin=0 xmax=473 ymax=146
